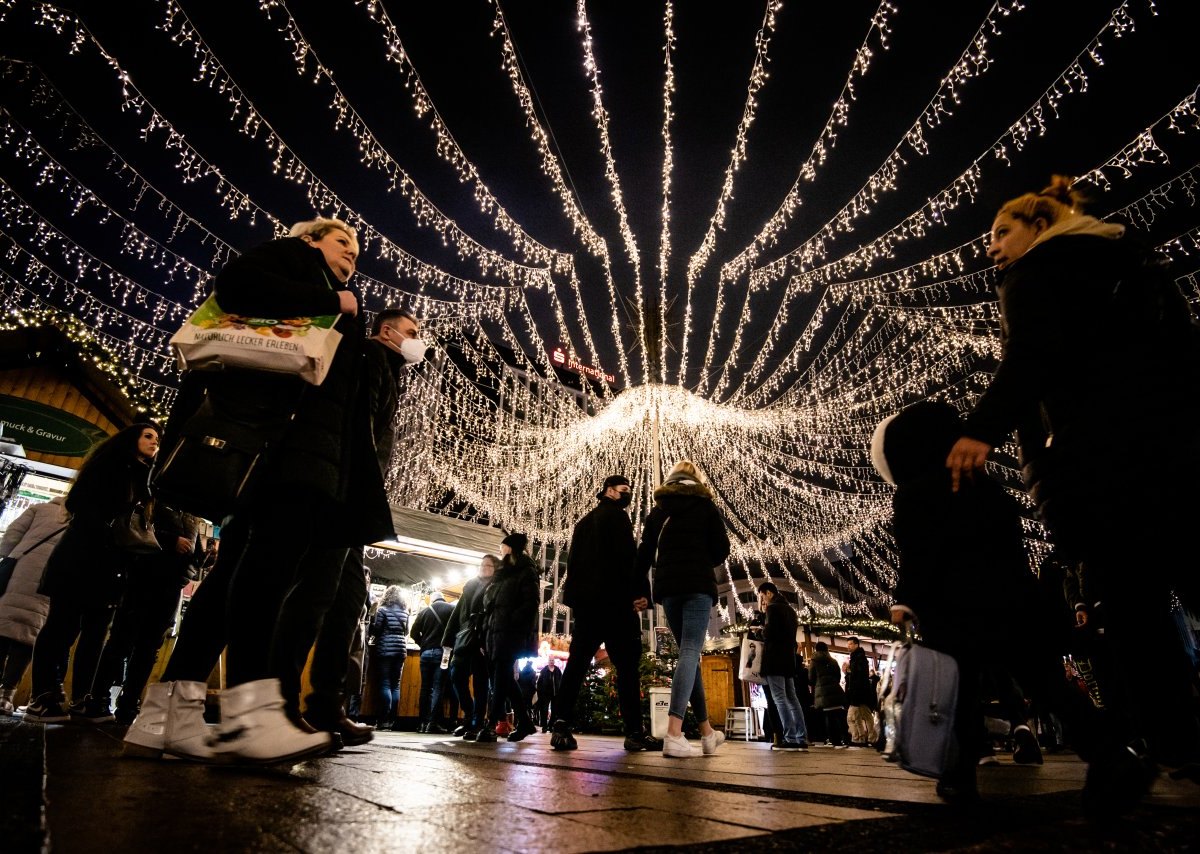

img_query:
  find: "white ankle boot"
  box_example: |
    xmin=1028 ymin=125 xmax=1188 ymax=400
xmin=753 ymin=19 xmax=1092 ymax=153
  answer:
xmin=210 ymin=678 xmax=331 ymax=764
xmin=123 ymin=681 xmax=214 ymax=761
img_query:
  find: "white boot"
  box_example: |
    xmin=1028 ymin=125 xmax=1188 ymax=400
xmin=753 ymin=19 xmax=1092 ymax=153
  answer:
xmin=210 ymin=678 xmax=331 ymax=764
xmin=123 ymin=681 xmax=215 ymax=761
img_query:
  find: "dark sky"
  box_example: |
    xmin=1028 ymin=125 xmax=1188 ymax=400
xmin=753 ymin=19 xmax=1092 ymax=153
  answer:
xmin=1 ymin=0 xmax=1198 ymax=403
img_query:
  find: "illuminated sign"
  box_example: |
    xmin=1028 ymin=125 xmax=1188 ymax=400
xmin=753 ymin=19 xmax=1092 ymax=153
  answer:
xmin=549 ymin=347 xmax=615 ymax=385
xmin=0 ymin=394 xmax=110 ymax=456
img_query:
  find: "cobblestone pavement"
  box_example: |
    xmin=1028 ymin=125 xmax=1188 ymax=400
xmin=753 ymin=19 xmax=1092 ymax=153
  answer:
xmin=3 ymin=719 xmax=1197 ymax=852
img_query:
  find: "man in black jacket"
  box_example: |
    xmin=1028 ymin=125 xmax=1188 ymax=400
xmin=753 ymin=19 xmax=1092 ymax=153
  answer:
xmin=844 ymin=638 xmax=877 ymax=748
xmin=551 ymin=475 xmax=659 ymax=752
xmin=411 ymin=591 xmax=454 ymax=732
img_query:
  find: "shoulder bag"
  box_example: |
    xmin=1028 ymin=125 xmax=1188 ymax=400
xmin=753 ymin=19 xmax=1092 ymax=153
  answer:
xmin=892 ymin=640 xmax=959 ymax=778
xmin=110 ymin=504 xmax=161 ymax=554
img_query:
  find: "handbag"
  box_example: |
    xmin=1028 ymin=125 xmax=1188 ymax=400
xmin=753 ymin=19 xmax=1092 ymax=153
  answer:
xmin=738 ymin=635 xmax=766 ymax=684
xmin=110 ymin=504 xmax=161 ymax=554
xmin=893 ymin=641 xmax=959 ymax=778
xmin=169 ymin=291 xmax=343 ymax=386
xmin=152 ymin=388 xmax=301 ymax=524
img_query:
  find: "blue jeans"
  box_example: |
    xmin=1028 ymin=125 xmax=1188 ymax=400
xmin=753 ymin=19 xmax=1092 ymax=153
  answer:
xmin=376 ymin=654 xmax=404 ymax=721
xmin=419 ymin=648 xmax=446 ymax=725
xmin=765 ymin=674 xmax=808 ymax=744
xmin=662 ymin=594 xmax=712 ymax=723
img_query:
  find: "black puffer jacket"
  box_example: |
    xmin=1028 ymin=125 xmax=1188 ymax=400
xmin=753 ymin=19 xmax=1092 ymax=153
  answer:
xmin=202 ymin=237 xmax=393 ymax=547
xmin=564 ymin=497 xmax=648 ymax=610
xmin=636 ymin=480 xmax=730 ymax=604
xmin=481 ymin=553 xmax=540 ymax=656
xmin=845 ymin=647 xmax=875 ymax=708
xmin=808 ymin=650 xmax=846 ymax=711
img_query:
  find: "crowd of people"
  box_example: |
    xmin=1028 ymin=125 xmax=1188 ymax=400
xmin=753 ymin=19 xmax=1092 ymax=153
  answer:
xmin=0 ymin=176 xmax=1196 ymax=819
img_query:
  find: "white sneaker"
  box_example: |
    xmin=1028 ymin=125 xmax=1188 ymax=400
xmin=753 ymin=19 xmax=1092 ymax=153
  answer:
xmin=701 ymin=729 xmax=725 ymax=755
xmin=662 ymin=732 xmax=700 ymax=758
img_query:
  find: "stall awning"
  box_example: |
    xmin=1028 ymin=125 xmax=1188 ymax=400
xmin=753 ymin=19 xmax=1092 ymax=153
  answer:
xmin=365 ymin=506 xmax=505 ymax=588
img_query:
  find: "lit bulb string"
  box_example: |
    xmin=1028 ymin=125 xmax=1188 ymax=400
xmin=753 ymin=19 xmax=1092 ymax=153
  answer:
xmin=156 ymin=1 xmax=555 ymax=295
xmin=0 ymin=60 xmax=241 ymax=268
xmin=750 ymin=0 xmax=1136 ymax=289
xmin=0 ymin=228 xmax=175 ymax=362
xmin=16 ymin=21 xmax=543 ymax=313
xmin=255 ymin=0 xmax=604 ymax=374
xmin=258 ymin=0 xmax=573 ymax=276
xmin=680 ymin=0 xmax=898 ymax=388
xmin=575 ymin=0 xmax=648 ymax=386
xmin=680 ymin=0 xmax=781 ymax=389
xmin=732 ymin=87 xmax=1200 ymax=408
xmin=342 ymin=0 xmax=608 ymax=384
xmin=717 ymin=0 xmax=897 ymax=289
xmin=491 ymin=0 xmax=630 ymax=390
xmin=726 ymin=10 xmax=1169 ymax=405
xmin=657 ymin=0 xmax=676 ymax=384
xmin=2 ymin=50 xmax=573 ymax=392
xmin=0 ymin=110 xmax=217 ymax=303
xmin=0 ymin=274 xmax=176 ymax=416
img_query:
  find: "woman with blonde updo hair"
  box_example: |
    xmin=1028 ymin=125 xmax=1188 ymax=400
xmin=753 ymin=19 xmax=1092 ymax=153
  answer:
xmin=945 ymin=175 xmax=1200 ymax=807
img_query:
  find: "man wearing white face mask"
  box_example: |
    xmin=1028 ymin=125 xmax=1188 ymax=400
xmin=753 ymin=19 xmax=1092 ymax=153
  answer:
xmin=550 ymin=475 xmax=659 ymax=753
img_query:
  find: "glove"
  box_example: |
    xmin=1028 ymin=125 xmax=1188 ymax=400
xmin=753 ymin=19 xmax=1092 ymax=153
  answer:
xmin=440 ymin=646 xmax=452 ymax=670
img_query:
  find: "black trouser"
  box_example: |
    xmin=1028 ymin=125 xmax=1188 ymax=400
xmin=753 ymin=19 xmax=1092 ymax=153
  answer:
xmin=554 ymin=607 xmax=645 ymax=735
xmin=821 ymin=707 xmax=849 ymax=746
xmin=763 ymin=682 xmax=783 ymax=743
xmin=488 ymin=638 xmax=532 ymax=729
xmin=93 ymin=555 xmax=185 ymax=713
xmin=270 ymin=546 xmax=356 ymax=718
xmin=450 ymin=651 xmax=489 ymax=729
xmin=1044 ymin=482 xmax=1200 ymax=765
xmin=0 ymin=637 xmax=33 ymax=689
xmin=30 ymin=527 xmax=123 ymax=702
xmin=162 ymin=491 xmax=331 ymax=688
xmin=305 ymin=548 xmax=368 ymax=716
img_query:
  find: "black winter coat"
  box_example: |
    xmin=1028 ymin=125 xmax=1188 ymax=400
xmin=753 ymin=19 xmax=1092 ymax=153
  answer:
xmin=191 ymin=237 xmax=393 ymax=546
xmin=482 ymin=553 xmax=540 ymax=656
xmin=410 ymin=598 xmax=453 ymax=652
xmin=363 ymin=339 xmax=406 ymax=476
xmin=759 ymin=601 xmax=798 ymax=678
xmin=808 ymin=651 xmax=846 ymax=711
xmin=964 ymin=232 xmax=1198 ymax=508
xmin=370 ymin=603 xmax=410 ymax=658
xmin=535 ymin=663 xmax=562 ymax=701
xmin=564 ymin=497 xmax=648 ymax=610
xmin=636 ymin=480 xmax=730 ymax=604
xmin=845 ymin=647 xmax=875 ymax=708
xmin=441 ymin=575 xmax=491 ymax=664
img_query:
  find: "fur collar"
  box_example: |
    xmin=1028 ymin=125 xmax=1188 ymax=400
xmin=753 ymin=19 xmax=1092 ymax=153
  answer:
xmin=653 ymin=479 xmax=713 ymax=501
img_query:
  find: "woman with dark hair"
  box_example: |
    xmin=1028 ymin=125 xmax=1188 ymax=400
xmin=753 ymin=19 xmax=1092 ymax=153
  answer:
xmin=25 ymin=422 xmax=160 ymax=723
xmin=369 ymin=585 xmax=409 ymax=731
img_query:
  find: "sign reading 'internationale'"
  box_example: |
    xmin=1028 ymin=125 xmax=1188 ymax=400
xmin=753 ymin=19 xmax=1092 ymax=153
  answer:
xmin=549 ymin=348 xmax=615 ymax=385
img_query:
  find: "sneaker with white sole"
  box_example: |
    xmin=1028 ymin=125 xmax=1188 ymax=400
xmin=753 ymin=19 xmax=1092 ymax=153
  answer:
xmin=700 ymin=729 xmax=725 ymax=755
xmin=663 ymin=732 xmax=700 ymax=758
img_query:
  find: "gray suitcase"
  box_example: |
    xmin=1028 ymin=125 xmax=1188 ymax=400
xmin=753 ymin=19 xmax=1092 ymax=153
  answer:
xmin=893 ymin=642 xmax=959 ymax=778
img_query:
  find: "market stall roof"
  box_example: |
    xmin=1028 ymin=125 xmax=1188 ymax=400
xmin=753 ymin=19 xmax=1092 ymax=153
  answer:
xmin=365 ymin=506 xmax=504 ymax=588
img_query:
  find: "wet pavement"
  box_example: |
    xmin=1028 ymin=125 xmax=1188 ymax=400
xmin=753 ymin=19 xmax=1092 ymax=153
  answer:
xmin=3 ymin=718 xmax=1198 ymax=852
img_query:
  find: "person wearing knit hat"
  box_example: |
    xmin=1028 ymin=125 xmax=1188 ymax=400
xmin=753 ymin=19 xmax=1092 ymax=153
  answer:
xmin=634 ymin=460 xmax=730 ymax=758
xmin=551 ymin=474 xmax=658 ymax=753
xmin=476 ymin=532 xmax=540 ymax=742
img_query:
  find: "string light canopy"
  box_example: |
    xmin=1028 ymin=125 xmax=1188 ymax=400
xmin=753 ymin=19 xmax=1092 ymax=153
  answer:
xmin=1 ymin=1 xmax=1198 ymax=619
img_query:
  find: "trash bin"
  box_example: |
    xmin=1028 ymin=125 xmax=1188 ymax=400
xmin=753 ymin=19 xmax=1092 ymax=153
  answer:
xmin=649 ymin=686 xmax=671 ymax=738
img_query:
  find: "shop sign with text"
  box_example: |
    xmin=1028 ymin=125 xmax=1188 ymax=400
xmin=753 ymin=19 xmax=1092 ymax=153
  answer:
xmin=0 ymin=394 xmax=110 ymax=457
